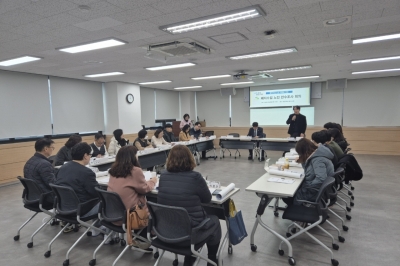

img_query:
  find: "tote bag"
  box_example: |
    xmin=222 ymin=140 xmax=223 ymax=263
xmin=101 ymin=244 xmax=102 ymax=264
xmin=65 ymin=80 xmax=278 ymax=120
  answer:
xmin=228 ymin=199 xmax=247 ymax=245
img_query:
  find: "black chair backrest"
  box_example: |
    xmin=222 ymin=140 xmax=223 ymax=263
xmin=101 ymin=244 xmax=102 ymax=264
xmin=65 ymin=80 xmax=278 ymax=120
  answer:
xmin=18 ymin=176 xmax=43 ymax=204
xmin=95 ymin=187 xmax=126 ymax=223
xmin=48 ymin=155 xmax=57 ymax=166
xmin=228 ymin=133 xmax=239 ymax=137
xmin=50 ymin=184 xmax=80 ymax=216
xmin=314 ymin=176 xmax=336 ymax=204
xmin=204 ymin=131 xmax=214 ymax=137
xmin=147 ymin=202 xmax=192 ymax=244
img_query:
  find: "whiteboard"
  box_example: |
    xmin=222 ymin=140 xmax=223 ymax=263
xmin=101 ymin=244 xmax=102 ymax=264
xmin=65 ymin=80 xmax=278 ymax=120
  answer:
xmin=250 ymin=107 xmax=315 ymax=126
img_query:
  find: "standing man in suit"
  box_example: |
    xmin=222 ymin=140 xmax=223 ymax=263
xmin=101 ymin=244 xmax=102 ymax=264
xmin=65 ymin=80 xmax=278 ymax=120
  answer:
xmin=286 ymin=106 xmax=307 ymax=138
xmin=247 ymin=122 xmax=265 ymax=160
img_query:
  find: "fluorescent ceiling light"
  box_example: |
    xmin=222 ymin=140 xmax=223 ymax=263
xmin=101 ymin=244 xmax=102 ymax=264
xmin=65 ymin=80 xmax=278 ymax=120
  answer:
xmin=174 ymin=86 xmax=202 ymax=90
xmin=351 ymin=56 xmax=400 ymax=64
xmin=58 ymin=39 xmax=127 ymax=53
xmin=191 ymin=74 xmax=231 ymax=80
xmin=138 ymin=80 xmax=172 ymax=85
xmin=85 ymin=72 xmax=124 ymax=78
xmin=161 ymin=6 xmax=265 ymax=34
xmin=146 ymin=62 xmax=195 ymax=71
xmin=0 ymin=56 xmax=41 ymax=66
xmin=353 ymin=33 xmax=400 ymax=44
xmin=352 ymin=69 xmax=400 ymax=75
xmin=278 ymin=75 xmax=319 ymax=81
xmin=228 ymin=48 xmax=297 ymax=60
xmin=258 ymin=65 xmax=312 ymax=73
xmin=220 ymin=81 xmax=254 ymax=86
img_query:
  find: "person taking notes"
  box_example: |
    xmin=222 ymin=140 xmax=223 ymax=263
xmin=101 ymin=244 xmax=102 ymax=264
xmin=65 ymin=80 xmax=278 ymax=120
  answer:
xmin=247 ymin=122 xmax=265 ymax=161
xmin=286 ymin=105 xmax=307 ymax=138
xmin=90 ymin=133 xmax=108 ymax=158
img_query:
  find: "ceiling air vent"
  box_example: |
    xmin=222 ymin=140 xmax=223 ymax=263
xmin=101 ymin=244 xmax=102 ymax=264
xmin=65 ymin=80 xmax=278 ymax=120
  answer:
xmin=142 ymin=38 xmax=212 ymax=57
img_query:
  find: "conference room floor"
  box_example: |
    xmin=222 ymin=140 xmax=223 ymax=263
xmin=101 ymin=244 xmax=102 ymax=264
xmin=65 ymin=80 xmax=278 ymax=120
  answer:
xmin=1 ymin=150 xmax=398 ymax=266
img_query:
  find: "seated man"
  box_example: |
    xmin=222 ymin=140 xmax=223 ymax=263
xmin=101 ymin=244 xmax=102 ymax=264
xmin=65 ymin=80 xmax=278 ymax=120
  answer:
xmin=163 ymin=124 xmax=177 ymax=142
xmin=55 ymin=142 xmax=101 ymax=233
xmin=23 ymin=138 xmax=56 ymax=193
xmin=189 ymin=122 xmax=202 ymax=139
xmin=247 ymin=122 xmax=265 ymax=160
xmin=91 ymin=133 xmax=108 ymax=158
xmin=311 ymin=130 xmax=339 ymax=167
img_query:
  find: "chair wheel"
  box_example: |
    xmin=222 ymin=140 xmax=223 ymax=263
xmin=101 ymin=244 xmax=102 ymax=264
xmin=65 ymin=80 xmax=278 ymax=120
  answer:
xmin=121 ymin=240 xmax=126 ymax=246
xmin=278 ymin=249 xmax=284 ymax=256
xmin=115 ymin=237 xmax=120 ymax=243
xmin=342 ymin=225 xmax=348 ymax=231
xmin=172 ymin=259 xmax=178 ymax=266
xmin=291 ymin=228 xmax=297 ymax=234
xmin=63 ymin=259 xmax=69 ymax=266
xmin=154 ymin=252 xmax=159 ymax=259
xmin=251 ymin=244 xmax=257 ymax=252
xmin=87 ymin=231 xmax=92 ymax=237
xmin=332 ymin=244 xmax=339 ymax=250
xmin=286 ymin=233 xmax=292 ymax=238
xmin=274 ymin=212 xmax=279 ymax=217
xmin=228 ymin=245 xmax=232 ymax=254
xmin=348 ymin=191 xmax=352 ymax=196
xmin=350 ymin=202 xmax=354 ymax=207
xmin=44 ymin=250 xmax=51 ymax=258
xmin=214 ymin=157 xmax=217 ymax=160
xmin=351 ymin=196 xmax=354 ymax=200
xmin=27 ymin=242 xmax=33 ymax=248
xmin=338 ymin=236 xmax=345 ymax=243
xmin=331 ymin=259 xmax=339 ymax=266
xmin=14 ymin=235 xmax=20 ymax=241
xmin=346 ymin=207 xmax=351 ymax=212
xmin=351 ymin=186 xmax=354 ymax=191
xmin=288 ymin=257 xmax=296 ymax=265
xmin=89 ymin=259 xmax=96 ymax=266
xmin=223 ymin=156 xmax=225 ymax=158
xmin=346 ymin=215 xmax=352 ymax=220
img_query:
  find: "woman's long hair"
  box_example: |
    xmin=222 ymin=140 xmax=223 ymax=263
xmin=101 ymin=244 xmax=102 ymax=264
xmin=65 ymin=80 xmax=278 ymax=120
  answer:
xmin=109 ymin=146 xmax=141 ymax=178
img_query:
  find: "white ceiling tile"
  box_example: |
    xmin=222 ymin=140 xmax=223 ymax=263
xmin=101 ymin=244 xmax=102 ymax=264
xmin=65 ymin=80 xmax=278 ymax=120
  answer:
xmin=106 ymin=0 xmax=161 ymax=9
xmin=23 ymin=33 xmax=59 ymax=44
xmin=147 ymin=9 xmax=199 ymax=25
xmin=68 ymin=0 xmax=103 ymax=4
xmin=0 ymin=0 xmax=32 ymax=15
xmin=0 ymin=30 xmax=27 ymax=42
xmin=382 ymin=6 xmax=400 ymax=17
xmin=353 ymin=0 xmax=400 ymax=14
xmin=190 ymin=0 xmax=253 ymax=16
xmin=352 ymin=9 xmax=383 ymax=22
xmin=112 ymin=20 xmax=160 ymax=34
xmin=35 ymin=13 xmax=86 ymax=29
xmin=74 ymin=17 xmax=124 ymax=31
xmin=353 ymin=14 xmax=400 ymax=28
xmin=109 ymin=5 xmax=164 ymax=24
xmin=10 ymin=23 xmax=53 ymax=36
xmin=0 ymin=8 xmax=44 ymax=26
xmin=46 ymin=25 xmax=90 ymax=38
xmin=21 ymin=0 xmax=78 ymax=17
xmin=284 ymin=0 xmax=328 ymax=8
xmin=117 ymin=31 xmax=155 ymax=42
xmin=68 ymin=1 xmax=124 ymax=20
xmin=151 ymin=0 xmax=213 ymax=14
xmin=76 ymin=28 xmax=126 ymax=41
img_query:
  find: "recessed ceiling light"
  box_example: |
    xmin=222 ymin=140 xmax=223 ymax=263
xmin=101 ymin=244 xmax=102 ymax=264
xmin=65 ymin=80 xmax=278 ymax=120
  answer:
xmin=220 ymin=81 xmax=254 ymax=86
xmin=351 ymin=56 xmax=400 ymax=64
xmin=278 ymin=75 xmax=319 ymax=81
xmin=58 ymin=39 xmax=127 ymax=53
xmin=191 ymin=74 xmax=231 ymax=80
xmin=228 ymin=48 xmax=297 ymax=60
xmin=174 ymin=86 xmax=202 ymax=90
xmin=258 ymin=65 xmax=311 ymax=73
xmin=352 ymin=69 xmax=400 ymax=75
xmin=84 ymin=72 xmax=125 ymax=78
xmin=353 ymin=33 xmax=400 ymax=44
xmin=145 ymin=62 xmax=196 ymax=71
xmin=78 ymin=5 xmax=91 ymax=12
xmin=138 ymin=80 xmax=172 ymax=85
xmin=0 ymin=56 xmax=41 ymax=66
xmin=160 ymin=6 xmax=265 ymax=34
xmin=324 ymin=16 xmax=350 ymax=26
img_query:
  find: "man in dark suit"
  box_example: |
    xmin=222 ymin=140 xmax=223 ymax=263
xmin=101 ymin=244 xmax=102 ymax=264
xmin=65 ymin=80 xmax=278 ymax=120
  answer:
xmin=286 ymin=106 xmax=307 ymax=138
xmin=247 ymin=122 xmax=265 ymax=160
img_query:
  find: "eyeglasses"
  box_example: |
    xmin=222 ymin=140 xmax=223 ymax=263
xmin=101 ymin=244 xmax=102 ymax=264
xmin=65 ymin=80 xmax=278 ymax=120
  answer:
xmin=48 ymin=146 xmax=55 ymax=150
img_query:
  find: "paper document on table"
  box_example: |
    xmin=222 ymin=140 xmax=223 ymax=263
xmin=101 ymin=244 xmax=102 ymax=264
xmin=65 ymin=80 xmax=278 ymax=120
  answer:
xmin=289 ymin=148 xmax=298 ymax=155
xmin=285 ymin=154 xmax=299 ymax=160
xmin=216 ymin=183 xmax=235 ymax=200
xmin=95 ymin=171 xmax=108 ymax=178
xmin=143 ymin=171 xmax=156 ymax=181
xmin=209 ymin=188 xmax=217 ymax=194
xmin=267 ymin=177 xmax=295 ymax=184
xmin=269 ymin=169 xmax=303 ymax=179
xmin=97 ymin=176 xmax=109 ymax=185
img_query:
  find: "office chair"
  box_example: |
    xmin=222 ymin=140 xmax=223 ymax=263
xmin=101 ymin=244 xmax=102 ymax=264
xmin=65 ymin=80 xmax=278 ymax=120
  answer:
xmin=93 ymin=188 xmax=153 ymax=266
xmin=225 ymin=133 xmax=241 ymax=159
xmin=147 ymin=202 xmax=217 ymax=266
xmin=46 ymin=184 xmax=106 ymax=266
xmin=48 ymin=155 xmax=57 ymax=167
xmin=280 ymin=177 xmax=339 ymax=266
xmin=204 ymin=131 xmax=214 ymax=137
xmin=255 ymin=133 xmax=267 ymax=161
xmin=14 ymin=177 xmax=57 ymax=248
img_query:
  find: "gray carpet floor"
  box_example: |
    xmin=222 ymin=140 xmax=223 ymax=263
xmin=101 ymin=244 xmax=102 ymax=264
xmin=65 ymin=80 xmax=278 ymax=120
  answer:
xmin=1 ymin=150 xmax=398 ymax=266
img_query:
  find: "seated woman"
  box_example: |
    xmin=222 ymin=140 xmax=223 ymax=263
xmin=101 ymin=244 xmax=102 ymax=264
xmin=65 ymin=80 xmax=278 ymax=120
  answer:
xmin=107 ymin=146 xmax=158 ymax=249
xmin=108 ymin=129 xmax=128 ymax=156
xmin=328 ymin=128 xmax=348 ymax=152
xmin=180 ymin=113 xmax=193 ymax=129
xmin=54 ymin=134 xmax=82 ymax=166
xmin=151 ymin=128 xmax=169 ymax=147
xmin=179 ymin=125 xmax=192 ymax=141
xmin=134 ymin=129 xmax=151 ymax=150
xmin=283 ymin=138 xmax=335 ymax=206
xmin=158 ymin=145 xmax=221 ymax=266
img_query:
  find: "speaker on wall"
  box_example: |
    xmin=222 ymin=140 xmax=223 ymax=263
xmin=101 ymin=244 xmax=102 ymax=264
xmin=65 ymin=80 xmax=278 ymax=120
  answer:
xmin=220 ymin=87 xmax=236 ymax=96
xmin=243 ymin=87 xmax=249 ymax=102
xmin=327 ymin=79 xmax=347 ymax=89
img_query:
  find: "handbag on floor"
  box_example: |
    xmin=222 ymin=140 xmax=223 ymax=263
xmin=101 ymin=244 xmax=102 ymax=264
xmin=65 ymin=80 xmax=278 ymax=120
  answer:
xmin=227 ymin=199 xmax=248 ymax=245
xmin=126 ymin=202 xmax=149 ymax=246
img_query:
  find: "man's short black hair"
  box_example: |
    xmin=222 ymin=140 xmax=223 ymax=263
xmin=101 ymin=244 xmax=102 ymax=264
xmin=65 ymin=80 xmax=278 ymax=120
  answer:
xmin=311 ymin=130 xmax=330 ymax=144
xmin=194 ymin=122 xmax=201 ymax=126
xmin=164 ymin=124 xmax=172 ymax=129
xmin=293 ymin=105 xmax=301 ymax=110
xmin=35 ymin=138 xmax=54 ymax=152
xmin=252 ymin=122 xmax=258 ymax=127
xmin=71 ymin=142 xmax=92 ymax=160
xmin=94 ymin=133 xmax=104 ymax=140
xmin=138 ymin=129 xmax=147 ymax=139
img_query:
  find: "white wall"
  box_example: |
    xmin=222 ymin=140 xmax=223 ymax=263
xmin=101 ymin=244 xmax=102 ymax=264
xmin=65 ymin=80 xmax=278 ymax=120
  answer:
xmin=231 ymin=88 xmax=250 ymax=126
xmin=180 ymin=91 xmax=196 ymax=121
xmin=103 ymin=82 xmax=119 ymax=135
xmin=140 ymin=87 xmax=155 ymax=127
xmin=197 ymin=90 xmax=230 ymax=126
xmin=155 ymin=89 xmax=179 ymax=120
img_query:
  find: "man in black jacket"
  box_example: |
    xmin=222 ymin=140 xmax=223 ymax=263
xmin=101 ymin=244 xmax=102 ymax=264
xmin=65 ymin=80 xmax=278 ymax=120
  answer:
xmin=24 ymin=138 xmax=56 ymax=193
xmin=163 ymin=124 xmax=177 ymax=142
xmin=286 ymin=105 xmax=307 ymax=138
xmin=247 ymin=122 xmax=265 ymax=160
